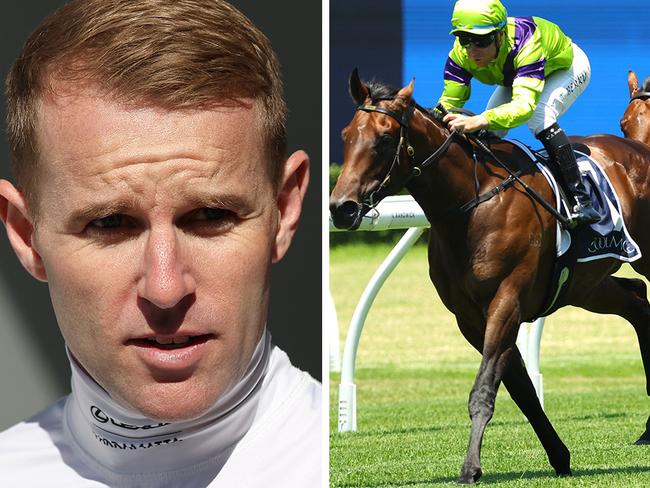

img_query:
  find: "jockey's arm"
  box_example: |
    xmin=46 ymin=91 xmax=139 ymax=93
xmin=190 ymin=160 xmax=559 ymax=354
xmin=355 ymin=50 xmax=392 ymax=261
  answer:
xmin=438 ymin=54 xmax=472 ymax=110
xmin=481 ymin=34 xmax=546 ymax=131
xmin=482 ymin=78 xmax=542 ymax=131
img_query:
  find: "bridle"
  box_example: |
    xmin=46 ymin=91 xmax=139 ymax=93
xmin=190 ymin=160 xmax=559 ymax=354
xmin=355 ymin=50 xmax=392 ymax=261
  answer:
xmin=356 ymin=98 xmax=457 ymax=209
xmin=631 ymin=91 xmax=650 ymax=102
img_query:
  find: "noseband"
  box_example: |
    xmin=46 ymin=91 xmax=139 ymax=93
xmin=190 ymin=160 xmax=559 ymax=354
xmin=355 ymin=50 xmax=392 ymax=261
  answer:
xmin=356 ymin=99 xmax=456 ymax=209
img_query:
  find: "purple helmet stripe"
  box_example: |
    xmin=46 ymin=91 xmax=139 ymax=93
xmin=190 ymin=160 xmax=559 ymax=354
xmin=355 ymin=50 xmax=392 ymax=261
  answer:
xmin=444 ymin=56 xmax=472 ymax=85
xmin=503 ymin=17 xmax=538 ymax=86
xmin=515 ymin=59 xmax=546 ymax=81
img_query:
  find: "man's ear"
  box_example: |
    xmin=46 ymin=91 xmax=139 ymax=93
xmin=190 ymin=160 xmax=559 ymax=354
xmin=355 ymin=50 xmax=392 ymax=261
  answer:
xmin=272 ymin=150 xmax=310 ymax=263
xmin=0 ymin=180 xmax=47 ymax=282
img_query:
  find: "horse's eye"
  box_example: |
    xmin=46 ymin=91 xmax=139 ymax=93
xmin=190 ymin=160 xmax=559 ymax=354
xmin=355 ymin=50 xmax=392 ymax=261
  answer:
xmin=379 ymin=134 xmax=393 ymax=146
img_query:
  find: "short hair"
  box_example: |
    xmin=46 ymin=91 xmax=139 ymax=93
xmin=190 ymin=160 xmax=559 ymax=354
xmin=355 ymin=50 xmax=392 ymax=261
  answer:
xmin=6 ymin=0 xmax=287 ymax=211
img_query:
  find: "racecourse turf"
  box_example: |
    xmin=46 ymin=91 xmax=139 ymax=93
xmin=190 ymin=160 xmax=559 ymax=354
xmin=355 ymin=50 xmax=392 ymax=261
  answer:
xmin=329 ymin=242 xmax=650 ymax=487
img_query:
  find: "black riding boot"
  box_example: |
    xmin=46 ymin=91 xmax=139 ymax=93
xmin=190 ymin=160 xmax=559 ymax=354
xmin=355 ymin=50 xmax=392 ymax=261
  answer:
xmin=536 ymin=123 xmax=600 ymax=228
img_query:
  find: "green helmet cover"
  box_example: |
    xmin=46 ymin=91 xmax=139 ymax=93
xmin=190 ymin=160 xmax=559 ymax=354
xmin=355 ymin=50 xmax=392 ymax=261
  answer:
xmin=450 ymin=0 xmax=508 ymax=35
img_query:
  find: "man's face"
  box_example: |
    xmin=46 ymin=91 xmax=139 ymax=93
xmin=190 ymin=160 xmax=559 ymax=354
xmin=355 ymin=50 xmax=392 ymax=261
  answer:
xmin=458 ymin=32 xmax=501 ymax=68
xmin=9 ymin=86 xmax=297 ymax=421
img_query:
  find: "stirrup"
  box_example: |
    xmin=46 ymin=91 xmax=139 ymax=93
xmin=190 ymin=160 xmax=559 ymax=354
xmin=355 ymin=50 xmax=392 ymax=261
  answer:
xmin=568 ymin=203 xmax=600 ymax=227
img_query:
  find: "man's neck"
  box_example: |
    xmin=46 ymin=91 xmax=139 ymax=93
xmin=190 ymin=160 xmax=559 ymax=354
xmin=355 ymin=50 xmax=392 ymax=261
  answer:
xmin=63 ymin=330 xmax=271 ymax=477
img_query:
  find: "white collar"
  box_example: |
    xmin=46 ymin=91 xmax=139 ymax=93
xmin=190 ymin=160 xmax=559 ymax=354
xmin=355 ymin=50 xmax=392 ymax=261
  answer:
xmin=64 ymin=330 xmax=271 ymax=476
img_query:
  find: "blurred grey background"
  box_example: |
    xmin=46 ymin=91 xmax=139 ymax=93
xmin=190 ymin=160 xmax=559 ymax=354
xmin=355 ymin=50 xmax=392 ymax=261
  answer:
xmin=0 ymin=0 xmax=322 ymax=431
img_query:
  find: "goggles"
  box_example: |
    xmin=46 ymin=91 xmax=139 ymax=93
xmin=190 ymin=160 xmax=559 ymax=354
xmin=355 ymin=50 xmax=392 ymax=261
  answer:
xmin=456 ymin=33 xmax=496 ymax=48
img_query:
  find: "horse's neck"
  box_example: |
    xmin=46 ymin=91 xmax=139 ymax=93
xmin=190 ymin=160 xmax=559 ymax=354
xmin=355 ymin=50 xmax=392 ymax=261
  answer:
xmin=406 ymin=111 xmax=477 ymax=226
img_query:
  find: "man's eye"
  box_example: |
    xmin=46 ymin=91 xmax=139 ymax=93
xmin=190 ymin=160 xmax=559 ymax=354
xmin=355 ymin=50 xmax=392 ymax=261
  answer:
xmin=195 ymin=208 xmax=228 ymax=221
xmin=89 ymin=215 xmax=126 ymax=229
xmin=83 ymin=214 xmax=138 ymax=243
xmin=183 ymin=208 xmax=236 ymax=236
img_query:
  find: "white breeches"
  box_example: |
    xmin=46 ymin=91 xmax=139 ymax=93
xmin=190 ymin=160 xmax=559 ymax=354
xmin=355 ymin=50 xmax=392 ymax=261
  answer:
xmin=485 ymin=43 xmax=591 ymax=136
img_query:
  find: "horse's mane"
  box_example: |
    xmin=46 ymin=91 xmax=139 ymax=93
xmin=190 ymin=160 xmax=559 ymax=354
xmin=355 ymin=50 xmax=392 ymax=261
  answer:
xmin=364 ymin=79 xmax=441 ymax=121
xmin=365 ymin=79 xmax=399 ymax=102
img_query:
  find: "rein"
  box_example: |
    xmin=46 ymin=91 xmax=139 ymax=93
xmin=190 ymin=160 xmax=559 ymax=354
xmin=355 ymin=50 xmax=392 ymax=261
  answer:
xmin=356 ymin=97 xmax=569 ymax=227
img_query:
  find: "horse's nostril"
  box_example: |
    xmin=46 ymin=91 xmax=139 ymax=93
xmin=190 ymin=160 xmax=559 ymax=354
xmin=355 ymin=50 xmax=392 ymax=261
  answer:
xmin=340 ymin=200 xmax=360 ymax=217
xmin=329 ymin=199 xmax=361 ymax=230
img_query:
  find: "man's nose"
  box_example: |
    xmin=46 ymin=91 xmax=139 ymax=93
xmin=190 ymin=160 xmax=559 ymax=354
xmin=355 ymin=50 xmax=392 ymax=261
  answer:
xmin=138 ymin=229 xmax=195 ymax=309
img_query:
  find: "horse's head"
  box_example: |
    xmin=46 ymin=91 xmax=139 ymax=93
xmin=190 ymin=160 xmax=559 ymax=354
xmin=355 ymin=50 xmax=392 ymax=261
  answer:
xmin=330 ymin=69 xmax=417 ymax=230
xmin=621 ymin=70 xmax=650 ymax=144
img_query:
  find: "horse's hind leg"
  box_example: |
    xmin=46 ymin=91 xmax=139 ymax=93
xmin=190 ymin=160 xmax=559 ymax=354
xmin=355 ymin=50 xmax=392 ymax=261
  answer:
xmin=611 ymin=276 xmax=650 ymax=394
xmin=574 ymin=274 xmax=650 ymax=444
xmin=613 ymin=276 xmax=650 ymax=444
xmin=502 ymin=347 xmax=571 ymax=475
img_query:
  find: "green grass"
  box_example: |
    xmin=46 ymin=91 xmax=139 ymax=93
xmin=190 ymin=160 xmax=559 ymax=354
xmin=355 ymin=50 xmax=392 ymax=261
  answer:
xmin=330 ymin=242 xmax=650 ymax=487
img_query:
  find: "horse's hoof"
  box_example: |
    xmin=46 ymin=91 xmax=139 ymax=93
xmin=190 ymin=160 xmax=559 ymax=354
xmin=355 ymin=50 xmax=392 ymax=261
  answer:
xmin=549 ymin=445 xmax=571 ymax=477
xmin=457 ymin=467 xmax=482 ymax=484
xmin=556 ymin=469 xmax=573 ymax=477
xmin=634 ymin=425 xmax=650 ymax=445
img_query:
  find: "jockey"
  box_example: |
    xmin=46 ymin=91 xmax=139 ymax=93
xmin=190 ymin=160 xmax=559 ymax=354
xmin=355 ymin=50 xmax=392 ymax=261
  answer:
xmin=438 ymin=0 xmax=599 ymax=227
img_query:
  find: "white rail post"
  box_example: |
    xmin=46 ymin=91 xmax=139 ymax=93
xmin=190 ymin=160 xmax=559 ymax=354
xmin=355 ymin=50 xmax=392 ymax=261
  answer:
xmin=526 ymin=317 xmax=545 ymax=408
xmin=516 ymin=317 xmax=545 ymax=408
xmin=338 ymin=227 xmax=425 ymax=432
xmin=327 ymin=291 xmax=341 ymax=373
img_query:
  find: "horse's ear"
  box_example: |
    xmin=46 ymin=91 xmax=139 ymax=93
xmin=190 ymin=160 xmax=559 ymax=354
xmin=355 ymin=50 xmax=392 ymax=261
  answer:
xmin=349 ymin=68 xmax=369 ymax=105
xmin=396 ymin=78 xmax=415 ymax=100
xmin=642 ymin=76 xmax=650 ymax=93
xmin=628 ymin=70 xmax=640 ymax=98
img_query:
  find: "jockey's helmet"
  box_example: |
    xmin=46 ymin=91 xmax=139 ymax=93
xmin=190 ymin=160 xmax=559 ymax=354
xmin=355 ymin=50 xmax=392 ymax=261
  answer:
xmin=450 ymin=0 xmax=508 ymax=36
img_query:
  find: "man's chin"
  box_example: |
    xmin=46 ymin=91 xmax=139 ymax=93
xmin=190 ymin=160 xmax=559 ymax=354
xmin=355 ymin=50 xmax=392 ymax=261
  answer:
xmin=117 ymin=379 xmax=225 ymax=423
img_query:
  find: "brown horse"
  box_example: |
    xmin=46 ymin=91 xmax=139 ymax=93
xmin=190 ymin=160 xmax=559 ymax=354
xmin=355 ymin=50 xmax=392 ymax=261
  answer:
xmin=621 ymin=70 xmax=650 ymax=144
xmin=330 ymin=70 xmax=650 ymax=484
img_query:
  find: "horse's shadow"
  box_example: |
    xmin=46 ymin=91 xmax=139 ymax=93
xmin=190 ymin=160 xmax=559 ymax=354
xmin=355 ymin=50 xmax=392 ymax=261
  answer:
xmin=336 ymin=465 xmax=650 ymax=487
xmin=484 ymin=465 xmax=650 ymax=484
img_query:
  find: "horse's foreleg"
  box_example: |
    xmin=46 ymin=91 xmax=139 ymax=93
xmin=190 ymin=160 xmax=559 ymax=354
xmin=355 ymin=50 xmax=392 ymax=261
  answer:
xmin=502 ymin=347 xmax=571 ymax=475
xmin=457 ymin=290 xmax=521 ymax=484
xmin=574 ymin=275 xmax=650 ymax=444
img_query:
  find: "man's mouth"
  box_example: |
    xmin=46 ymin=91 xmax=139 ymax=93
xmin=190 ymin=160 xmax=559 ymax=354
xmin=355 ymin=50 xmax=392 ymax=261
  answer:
xmin=128 ymin=334 xmax=213 ymax=350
